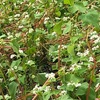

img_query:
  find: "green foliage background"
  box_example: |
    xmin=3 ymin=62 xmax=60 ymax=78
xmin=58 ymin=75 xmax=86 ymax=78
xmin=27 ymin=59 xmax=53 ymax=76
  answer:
xmin=0 ymin=0 xmax=100 ymax=100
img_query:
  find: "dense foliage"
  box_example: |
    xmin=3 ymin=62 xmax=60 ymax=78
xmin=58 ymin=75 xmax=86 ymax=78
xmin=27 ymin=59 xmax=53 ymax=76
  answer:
xmin=0 ymin=0 xmax=100 ymax=100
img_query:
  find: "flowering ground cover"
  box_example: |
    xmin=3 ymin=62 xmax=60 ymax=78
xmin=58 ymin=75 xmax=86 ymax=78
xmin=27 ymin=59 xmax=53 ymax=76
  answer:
xmin=0 ymin=0 xmax=100 ymax=100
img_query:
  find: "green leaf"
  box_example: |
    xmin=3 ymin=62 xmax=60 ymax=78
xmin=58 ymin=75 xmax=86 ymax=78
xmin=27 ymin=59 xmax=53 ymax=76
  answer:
xmin=76 ymin=82 xmax=88 ymax=96
xmin=29 ymin=0 xmax=35 ymax=3
xmin=63 ymin=21 xmax=71 ymax=34
xmin=11 ymin=59 xmax=21 ymax=68
xmin=56 ymin=11 xmax=61 ymax=17
xmin=43 ymin=91 xmax=52 ymax=100
xmin=10 ymin=39 xmax=19 ymax=53
xmin=67 ymin=43 xmax=75 ymax=56
xmin=88 ymin=87 xmax=96 ymax=100
xmin=64 ymin=0 xmax=74 ymax=5
xmin=19 ymin=75 xmax=25 ymax=84
xmin=79 ymin=9 xmax=99 ymax=28
xmin=34 ymin=73 xmax=47 ymax=85
xmin=69 ymin=2 xmax=86 ymax=13
xmin=70 ymin=36 xmax=79 ymax=43
xmin=53 ymin=21 xmax=62 ymax=35
xmin=9 ymin=81 xmax=18 ymax=99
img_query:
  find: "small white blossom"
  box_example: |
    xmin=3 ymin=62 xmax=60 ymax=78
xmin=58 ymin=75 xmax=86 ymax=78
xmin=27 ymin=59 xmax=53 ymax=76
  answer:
xmin=25 ymin=14 xmax=29 ymax=18
xmin=7 ymin=35 xmax=13 ymax=39
xmin=0 ymin=78 xmax=3 ymax=82
xmin=95 ymin=83 xmax=99 ymax=88
xmin=77 ymin=65 xmax=81 ymax=69
xmin=57 ymin=85 xmax=61 ymax=89
xmin=75 ymin=83 xmax=81 ymax=87
xmin=63 ymin=17 xmax=68 ymax=21
xmin=51 ymin=32 xmax=57 ymax=36
xmin=19 ymin=49 xmax=23 ymax=53
xmin=14 ymin=66 xmax=17 ymax=69
xmin=67 ymin=82 xmax=72 ymax=86
xmin=90 ymin=35 xmax=98 ymax=40
xmin=29 ymin=28 xmax=33 ymax=33
xmin=44 ymin=86 xmax=51 ymax=92
xmin=88 ymin=64 xmax=91 ymax=69
xmin=10 ymin=54 xmax=16 ymax=59
xmin=14 ymin=14 xmax=20 ymax=17
xmin=44 ymin=17 xmax=49 ymax=24
xmin=18 ymin=25 xmax=24 ymax=29
xmin=69 ymin=66 xmax=75 ymax=71
xmin=38 ymin=86 xmax=42 ymax=91
xmin=60 ymin=90 xmax=67 ymax=95
xmin=94 ymin=37 xmax=100 ymax=44
xmin=89 ymin=56 xmax=94 ymax=62
xmin=83 ymin=49 xmax=89 ymax=56
xmin=92 ymin=45 xmax=99 ymax=50
xmin=27 ymin=60 xmax=31 ymax=64
xmin=90 ymin=31 xmax=97 ymax=35
xmin=45 ymin=73 xmax=55 ymax=79
xmin=77 ymin=52 xmax=83 ymax=56
xmin=55 ymin=17 xmax=61 ymax=20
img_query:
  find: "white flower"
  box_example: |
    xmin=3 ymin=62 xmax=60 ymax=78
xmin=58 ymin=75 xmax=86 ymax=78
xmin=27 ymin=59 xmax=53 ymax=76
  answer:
xmin=57 ymin=85 xmax=61 ymax=89
xmin=69 ymin=66 xmax=75 ymax=71
xmin=95 ymin=83 xmax=99 ymax=88
xmin=77 ymin=52 xmax=83 ymax=56
xmin=10 ymin=54 xmax=16 ymax=59
xmin=83 ymin=49 xmax=89 ymax=56
xmin=45 ymin=73 xmax=55 ymax=79
xmin=19 ymin=49 xmax=23 ymax=53
xmin=14 ymin=14 xmax=20 ymax=17
xmin=60 ymin=90 xmax=67 ymax=95
xmin=5 ymin=94 xmax=11 ymax=99
xmin=88 ymin=64 xmax=91 ymax=69
xmin=55 ymin=17 xmax=61 ymax=20
xmin=14 ymin=66 xmax=17 ymax=69
xmin=51 ymin=32 xmax=56 ymax=36
xmin=67 ymin=82 xmax=72 ymax=86
xmin=44 ymin=17 xmax=49 ymax=24
xmin=27 ymin=60 xmax=31 ymax=64
xmin=92 ymin=45 xmax=99 ymax=50
xmin=0 ymin=78 xmax=3 ymax=82
xmin=90 ymin=35 xmax=98 ymax=40
xmin=63 ymin=17 xmax=67 ymax=21
xmin=45 ymin=17 xmax=49 ymax=20
xmin=18 ymin=25 xmax=24 ymax=29
xmin=25 ymin=15 xmax=29 ymax=18
xmin=38 ymin=86 xmax=42 ymax=91
xmin=77 ymin=65 xmax=81 ymax=69
xmin=89 ymin=56 xmax=94 ymax=62
xmin=90 ymin=31 xmax=97 ymax=35
xmin=44 ymin=86 xmax=51 ymax=92
xmin=29 ymin=28 xmax=33 ymax=33
xmin=75 ymin=83 xmax=81 ymax=87
xmin=94 ymin=37 xmax=100 ymax=44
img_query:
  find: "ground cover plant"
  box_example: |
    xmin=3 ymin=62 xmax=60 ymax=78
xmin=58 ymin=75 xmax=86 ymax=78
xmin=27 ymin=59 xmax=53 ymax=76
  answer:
xmin=0 ymin=0 xmax=100 ymax=100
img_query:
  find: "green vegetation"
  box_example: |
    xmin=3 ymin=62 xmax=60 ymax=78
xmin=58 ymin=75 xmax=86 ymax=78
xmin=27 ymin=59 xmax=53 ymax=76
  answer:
xmin=0 ymin=0 xmax=100 ymax=100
